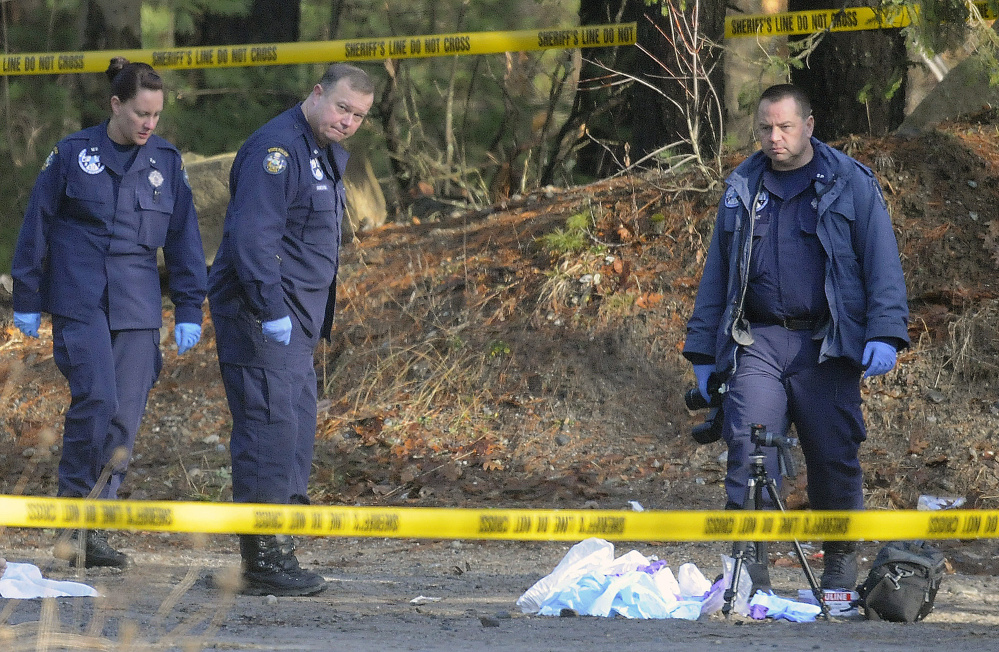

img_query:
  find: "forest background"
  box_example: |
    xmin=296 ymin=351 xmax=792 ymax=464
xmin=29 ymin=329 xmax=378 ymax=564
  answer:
xmin=0 ymin=0 xmax=998 ymax=274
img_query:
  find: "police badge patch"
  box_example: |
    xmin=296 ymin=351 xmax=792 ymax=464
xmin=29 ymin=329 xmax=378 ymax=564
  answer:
xmin=148 ymin=169 xmax=164 ymax=188
xmin=78 ymin=147 xmax=105 ymax=175
xmin=264 ymin=147 xmax=289 ymax=175
xmin=754 ymin=189 xmax=770 ymax=213
xmin=310 ymin=158 xmax=324 ymax=181
xmin=724 ymin=187 xmax=739 ymax=208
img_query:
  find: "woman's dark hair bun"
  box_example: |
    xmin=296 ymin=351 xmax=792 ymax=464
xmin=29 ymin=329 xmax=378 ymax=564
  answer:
xmin=105 ymin=56 xmax=129 ymax=84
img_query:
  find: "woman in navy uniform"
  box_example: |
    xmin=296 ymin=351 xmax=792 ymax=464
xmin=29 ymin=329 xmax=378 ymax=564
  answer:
xmin=11 ymin=57 xmax=207 ymax=568
xmin=208 ymin=63 xmax=374 ymax=596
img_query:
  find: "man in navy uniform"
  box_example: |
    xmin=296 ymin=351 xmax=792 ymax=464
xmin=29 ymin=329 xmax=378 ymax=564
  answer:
xmin=12 ymin=58 xmax=207 ymax=569
xmin=208 ymin=63 xmax=375 ymax=596
xmin=683 ymin=84 xmax=909 ymax=592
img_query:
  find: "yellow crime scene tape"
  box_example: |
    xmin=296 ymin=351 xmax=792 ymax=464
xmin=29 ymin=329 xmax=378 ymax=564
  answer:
xmin=0 ymin=24 xmax=636 ymax=77
xmin=726 ymin=1 xmax=996 ymax=39
xmin=2 ymin=495 xmax=997 ymax=542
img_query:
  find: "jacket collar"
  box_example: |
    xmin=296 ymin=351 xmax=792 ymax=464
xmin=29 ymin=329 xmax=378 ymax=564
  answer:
xmin=293 ymin=103 xmax=350 ymax=179
xmin=87 ymin=121 xmax=158 ymax=175
xmin=728 ymin=137 xmax=841 ymax=208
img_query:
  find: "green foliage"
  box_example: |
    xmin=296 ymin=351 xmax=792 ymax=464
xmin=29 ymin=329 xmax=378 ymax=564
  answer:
xmin=882 ymin=0 xmax=999 ymax=59
xmin=488 ymin=340 xmax=511 ymax=357
xmin=886 ymin=0 xmax=970 ymax=56
xmin=538 ymin=211 xmax=592 ymax=255
xmin=857 ymin=69 xmax=904 ymax=105
xmin=565 ymin=211 xmax=591 ymax=232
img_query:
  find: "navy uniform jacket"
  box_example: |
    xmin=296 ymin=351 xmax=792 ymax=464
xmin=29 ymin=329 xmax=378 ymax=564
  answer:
xmin=207 ymin=104 xmax=348 ymax=365
xmin=684 ymin=137 xmax=909 ymax=376
xmin=12 ymin=123 xmax=207 ymax=329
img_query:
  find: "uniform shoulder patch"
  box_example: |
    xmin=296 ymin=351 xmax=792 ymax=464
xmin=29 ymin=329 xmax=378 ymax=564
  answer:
xmin=41 ymin=146 xmax=58 ymax=171
xmin=263 ymin=147 xmax=289 ymax=175
xmin=872 ymin=176 xmax=888 ymax=210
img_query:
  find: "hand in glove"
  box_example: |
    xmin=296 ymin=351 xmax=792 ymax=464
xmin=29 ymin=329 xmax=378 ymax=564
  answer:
xmin=14 ymin=312 xmax=41 ymax=338
xmin=174 ymin=323 xmax=202 ymax=355
xmin=693 ymin=364 xmax=714 ymax=402
xmin=862 ymin=340 xmax=896 ymax=378
xmin=262 ymin=315 xmax=292 ymax=346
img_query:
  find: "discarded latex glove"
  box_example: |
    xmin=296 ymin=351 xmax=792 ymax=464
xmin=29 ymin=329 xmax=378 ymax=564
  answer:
xmin=917 ymin=495 xmax=966 ymax=510
xmin=1 ymin=562 xmax=99 ymax=599
xmin=748 ymin=591 xmax=821 ymax=622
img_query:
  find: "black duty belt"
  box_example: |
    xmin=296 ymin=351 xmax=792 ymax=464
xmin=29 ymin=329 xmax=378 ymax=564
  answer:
xmin=752 ymin=317 xmax=826 ymax=331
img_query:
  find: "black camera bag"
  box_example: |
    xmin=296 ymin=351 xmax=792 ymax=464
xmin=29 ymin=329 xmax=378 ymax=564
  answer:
xmin=856 ymin=540 xmax=945 ymax=623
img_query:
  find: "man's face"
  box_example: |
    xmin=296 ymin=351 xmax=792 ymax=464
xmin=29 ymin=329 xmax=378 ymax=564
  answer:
xmin=756 ymin=96 xmax=814 ymax=171
xmin=109 ymin=88 xmax=163 ymax=146
xmin=307 ymin=79 xmax=374 ymax=147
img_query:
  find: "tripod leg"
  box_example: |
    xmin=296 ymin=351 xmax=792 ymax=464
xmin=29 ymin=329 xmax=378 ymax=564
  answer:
xmin=761 ymin=479 xmax=831 ymax=620
xmin=723 ymin=478 xmax=757 ymax=616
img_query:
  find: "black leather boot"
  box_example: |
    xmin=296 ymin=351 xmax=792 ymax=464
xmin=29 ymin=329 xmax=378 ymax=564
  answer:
xmin=821 ymin=541 xmax=859 ymax=589
xmin=62 ymin=529 xmax=130 ymax=569
xmin=239 ymin=534 xmax=326 ymax=596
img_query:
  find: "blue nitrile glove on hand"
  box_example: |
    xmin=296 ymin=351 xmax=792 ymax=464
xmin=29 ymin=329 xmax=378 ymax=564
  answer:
xmin=693 ymin=364 xmax=714 ymax=402
xmin=14 ymin=312 xmax=41 ymax=338
xmin=174 ymin=323 xmax=202 ymax=355
xmin=262 ymin=315 xmax=292 ymax=346
xmin=862 ymin=340 xmax=896 ymax=378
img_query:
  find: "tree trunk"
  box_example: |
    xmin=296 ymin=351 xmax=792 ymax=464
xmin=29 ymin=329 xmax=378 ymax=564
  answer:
xmin=788 ymin=0 xmax=907 ymax=139
xmin=76 ymin=0 xmax=142 ymax=127
xmin=632 ymin=0 xmax=727 ymax=166
xmin=174 ymin=1 xmax=303 ymax=153
xmin=197 ymin=0 xmax=299 ymax=45
xmin=549 ymin=0 xmax=726 ymax=182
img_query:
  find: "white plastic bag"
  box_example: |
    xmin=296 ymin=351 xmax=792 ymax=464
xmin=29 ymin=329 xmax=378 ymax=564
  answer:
xmin=676 ymin=562 xmax=712 ymax=599
xmin=516 ymin=538 xmax=616 ymax=613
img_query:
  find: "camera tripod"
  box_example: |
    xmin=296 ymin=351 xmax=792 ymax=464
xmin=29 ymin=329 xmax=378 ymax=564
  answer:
xmin=722 ymin=424 xmax=830 ymax=620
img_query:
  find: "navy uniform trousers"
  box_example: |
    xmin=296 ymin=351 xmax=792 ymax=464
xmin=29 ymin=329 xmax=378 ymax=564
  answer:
xmin=214 ymin=314 xmax=318 ymax=506
xmin=721 ymin=323 xmax=865 ymax=511
xmin=52 ymin=314 xmax=161 ymax=499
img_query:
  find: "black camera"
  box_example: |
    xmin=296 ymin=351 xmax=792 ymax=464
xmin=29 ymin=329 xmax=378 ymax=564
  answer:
xmin=685 ymin=373 xmax=725 ymax=444
xmin=749 ymin=423 xmax=799 ymax=479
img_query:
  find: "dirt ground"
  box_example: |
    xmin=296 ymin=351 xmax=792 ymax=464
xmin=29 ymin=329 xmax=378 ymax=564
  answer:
xmin=2 ymin=533 xmax=999 ymax=651
xmin=3 ymin=109 xmax=999 ymax=649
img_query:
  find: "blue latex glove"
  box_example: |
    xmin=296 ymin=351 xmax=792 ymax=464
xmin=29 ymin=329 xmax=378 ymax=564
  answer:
xmin=862 ymin=340 xmax=896 ymax=378
xmin=174 ymin=322 xmax=202 ymax=355
xmin=262 ymin=315 xmax=292 ymax=345
xmin=693 ymin=364 xmax=714 ymax=402
xmin=14 ymin=312 xmax=41 ymax=338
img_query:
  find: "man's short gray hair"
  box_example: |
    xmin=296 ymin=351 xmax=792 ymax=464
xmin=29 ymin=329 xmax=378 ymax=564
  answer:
xmin=319 ymin=63 xmax=374 ymax=95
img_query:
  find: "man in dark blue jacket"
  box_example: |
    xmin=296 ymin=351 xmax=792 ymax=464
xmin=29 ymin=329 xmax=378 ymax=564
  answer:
xmin=684 ymin=84 xmax=909 ymax=593
xmin=208 ymin=63 xmax=374 ymax=596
